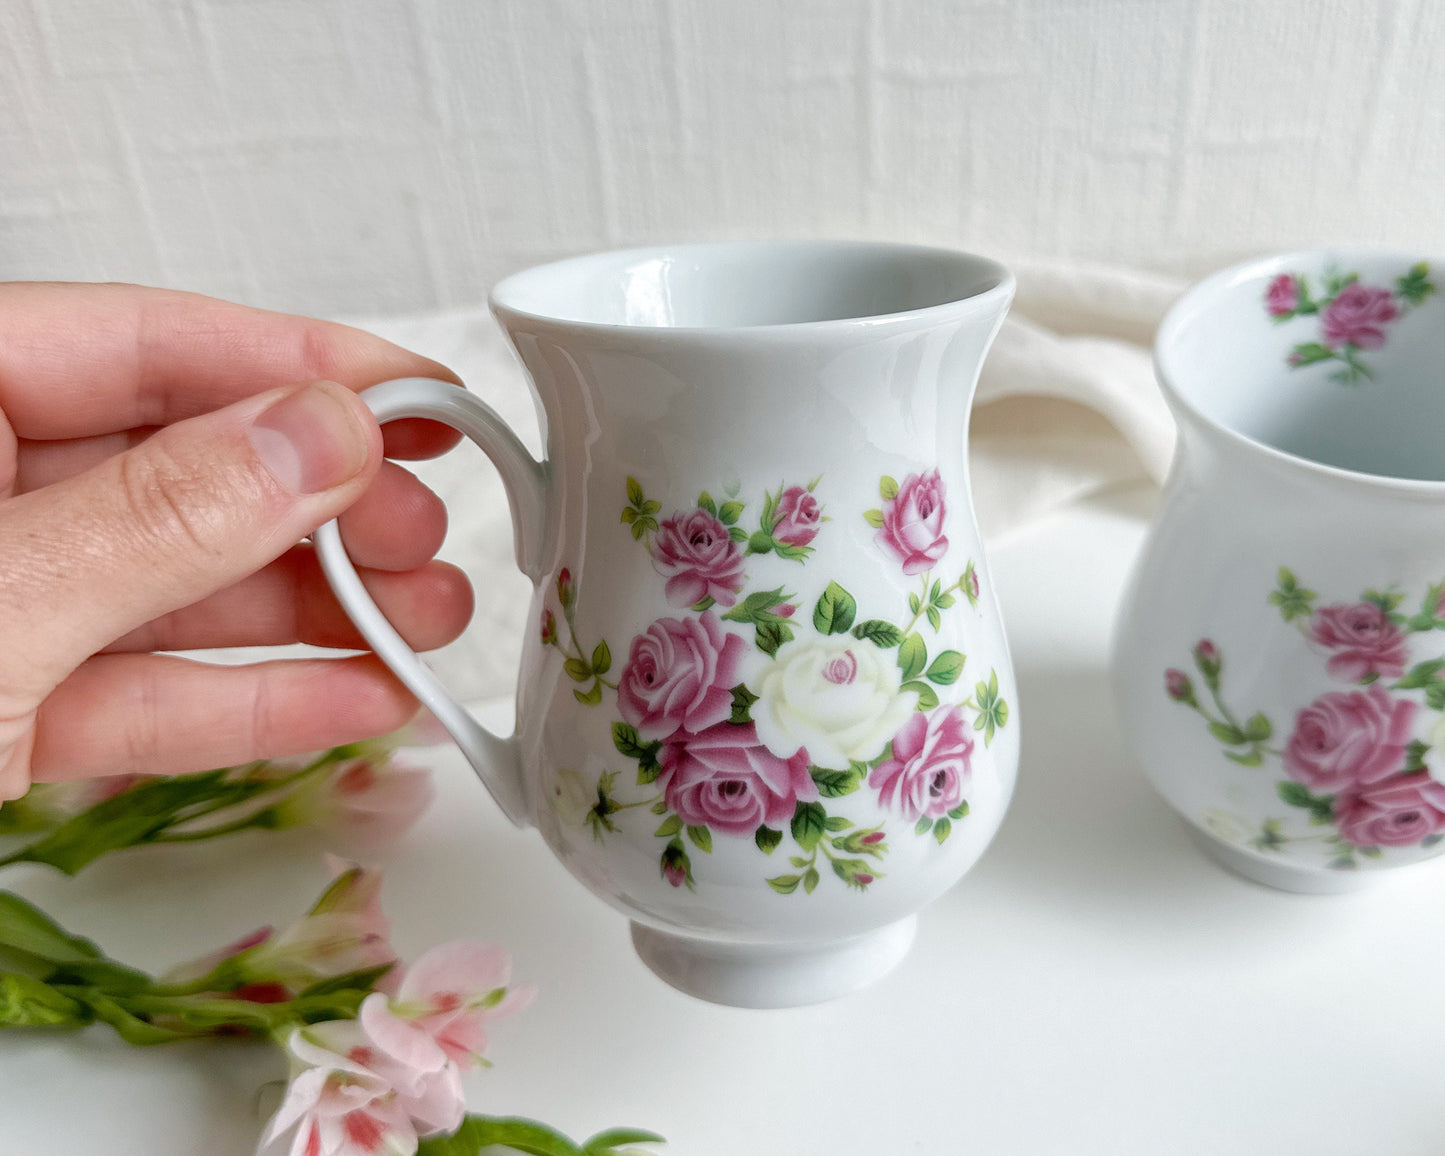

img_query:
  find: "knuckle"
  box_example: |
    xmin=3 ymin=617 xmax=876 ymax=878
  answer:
xmin=115 ymin=442 xmax=231 ymax=565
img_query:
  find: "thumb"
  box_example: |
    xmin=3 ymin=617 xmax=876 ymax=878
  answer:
xmin=0 ymin=380 xmax=381 ymax=696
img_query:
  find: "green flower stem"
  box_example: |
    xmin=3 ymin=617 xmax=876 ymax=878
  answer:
xmin=609 ymin=795 xmax=662 ymax=813
xmin=149 ymin=810 xmax=277 ymax=845
xmin=897 ymin=572 xmax=967 ymax=637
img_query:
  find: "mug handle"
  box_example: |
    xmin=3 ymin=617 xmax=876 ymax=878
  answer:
xmin=313 ymin=377 xmax=549 ymax=828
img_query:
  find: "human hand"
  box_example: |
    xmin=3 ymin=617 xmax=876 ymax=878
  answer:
xmin=0 ymin=284 xmax=476 ymax=798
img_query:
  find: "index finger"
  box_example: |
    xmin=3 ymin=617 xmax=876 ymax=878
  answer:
xmin=0 ymin=282 xmax=463 ymax=455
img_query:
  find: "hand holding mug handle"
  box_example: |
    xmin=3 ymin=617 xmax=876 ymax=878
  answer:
xmin=314 ymin=377 xmax=549 ymax=827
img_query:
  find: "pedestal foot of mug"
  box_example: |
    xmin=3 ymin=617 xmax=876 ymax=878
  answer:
xmin=1183 ymin=822 xmax=1380 ymax=894
xmin=629 ymin=917 xmax=917 ymax=1008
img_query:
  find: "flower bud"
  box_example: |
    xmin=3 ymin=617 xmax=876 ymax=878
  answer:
xmin=540 ymin=608 xmax=558 ymax=646
xmin=556 ymin=567 xmax=575 ymax=609
xmin=1164 ymin=669 xmax=1195 ymax=703
xmin=1193 ymin=639 xmax=1221 ymax=681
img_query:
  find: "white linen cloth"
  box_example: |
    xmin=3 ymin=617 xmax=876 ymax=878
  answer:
xmin=215 ymin=261 xmax=1186 ymax=702
xmin=329 ymin=259 xmax=1187 ymax=703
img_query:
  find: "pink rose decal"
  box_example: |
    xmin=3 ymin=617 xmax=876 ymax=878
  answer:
xmin=876 ymin=469 xmax=948 ymax=575
xmin=617 ymin=612 xmax=746 ymax=742
xmin=651 ymin=508 xmax=746 ymax=608
xmin=1282 ymin=687 xmax=1416 ymax=792
xmin=869 ymin=707 xmax=973 ymax=822
xmin=1265 ymin=273 xmax=1299 ymax=317
xmin=1310 ymin=602 xmax=1408 ymax=682
xmin=1322 ymin=283 xmax=1399 ymax=350
xmin=659 ymin=724 xmax=815 ymax=836
xmin=1334 ymin=773 xmax=1445 ymax=848
xmin=771 ymin=486 xmax=822 ymax=547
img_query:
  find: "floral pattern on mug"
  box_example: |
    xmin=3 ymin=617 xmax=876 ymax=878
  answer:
xmin=1164 ymin=567 xmax=1445 ymax=869
xmin=1266 ymin=262 xmax=1435 ymax=386
xmin=542 ymin=473 xmax=1010 ymax=894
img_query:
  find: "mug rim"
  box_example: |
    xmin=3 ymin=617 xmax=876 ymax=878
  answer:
xmin=488 ymin=239 xmax=1015 ymax=336
xmin=1155 ymin=246 xmax=1445 ymax=494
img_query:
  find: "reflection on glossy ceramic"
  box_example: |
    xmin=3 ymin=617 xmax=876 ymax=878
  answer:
xmin=317 ymin=242 xmax=1019 ymax=1006
xmin=1113 ymin=248 xmax=1445 ymax=894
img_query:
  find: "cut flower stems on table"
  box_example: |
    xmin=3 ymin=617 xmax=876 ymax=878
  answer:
xmin=0 ymin=730 xmax=663 ymax=1156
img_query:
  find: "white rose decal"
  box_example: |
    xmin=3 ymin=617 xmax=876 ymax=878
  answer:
xmin=752 ymin=635 xmax=918 ymax=769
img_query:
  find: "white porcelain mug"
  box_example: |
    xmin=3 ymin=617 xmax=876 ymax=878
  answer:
xmin=316 ymin=241 xmax=1019 ymax=1004
xmin=1113 ymin=249 xmax=1445 ymax=893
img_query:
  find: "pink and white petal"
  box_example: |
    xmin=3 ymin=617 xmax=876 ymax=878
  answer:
xmin=398 ymin=1061 xmax=467 ymax=1136
xmin=264 ymin=1068 xmax=330 ymax=1145
xmin=317 ymin=1100 xmax=418 ymax=1156
xmin=487 ymin=981 xmax=536 ymax=1020
xmin=398 ymin=942 xmax=511 ymax=1005
xmin=430 ymin=1014 xmax=489 ymax=1066
xmin=360 ymin=992 xmax=447 ymax=1074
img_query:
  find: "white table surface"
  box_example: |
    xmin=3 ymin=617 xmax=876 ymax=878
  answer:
xmin=5 ymin=482 xmax=1444 ymax=1155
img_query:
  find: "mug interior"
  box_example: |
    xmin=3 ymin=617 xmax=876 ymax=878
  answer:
xmin=490 ymin=241 xmax=1010 ymax=329
xmin=1157 ymin=249 xmax=1445 ymax=482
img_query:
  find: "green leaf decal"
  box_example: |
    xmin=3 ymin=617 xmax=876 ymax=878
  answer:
xmin=933 ymin=817 xmax=952 ymax=844
xmin=729 ymin=684 xmax=759 ymax=725
xmin=803 ymin=867 xmax=820 ymax=894
xmin=852 ymin=619 xmax=904 ymax=648
xmin=902 ymin=681 xmax=939 ymax=710
xmin=880 ymin=475 xmax=899 ymax=501
xmin=755 ymin=826 xmax=782 ymax=855
xmin=590 ymin=641 xmax=611 ymax=676
xmin=563 ymin=657 xmax=592 ymax=683
xmin=686 ymin=825 xmax=713 ymax=853
xmin=863 ymin=508 xmax=885 ymax=528
xmin=924 ymin=650 xmax=966 ymax=685
xmin=791 ymin=801 xmax=827 ymax=851
xmin=810 ymin=767 xmax=862 ymax=798
xmin=812 ymin=581 xmax=858 ymax=635
xmin=898 ymin=633 xmax=927 ymax=682
xmin=718 ymin=500 xmax=745 ymax=525
xmin=626 ymin=476 xmax=644 ymax=506
xmin=653 ymin=815 xmax=682 ymax=838
xmin=767 ymin=874 xmax=801 ymax=895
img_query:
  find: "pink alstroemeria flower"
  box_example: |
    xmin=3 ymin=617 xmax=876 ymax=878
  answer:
xmin=261 ymin=1020 xmax=466 ymax=1156
xmin=244 ymin=866 xmax=397 ymax=989
xmin=359 ymin=942 xmax=534 ymax=1074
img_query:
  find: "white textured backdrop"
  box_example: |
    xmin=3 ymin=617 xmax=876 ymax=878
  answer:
xmin=3 ymin=0 xmax=1443 ymax=316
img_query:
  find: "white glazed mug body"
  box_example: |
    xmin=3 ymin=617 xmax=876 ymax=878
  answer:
xmin=321 ymin=242 xmax=1021 ymax=1003
xmin=1113 ymin=249 xmax=1445 ymax=892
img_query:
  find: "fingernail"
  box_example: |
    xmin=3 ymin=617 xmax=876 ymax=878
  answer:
xmin=248 ymin=382 xmax=371 ymax=495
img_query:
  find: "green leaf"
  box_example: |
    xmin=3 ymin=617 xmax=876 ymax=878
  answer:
xmin=823 ymin=814 xmax=853 ymax=831
xmin=574 ymin=682 xmax=603 ymax=706
xmin=563 ymin=657 xmax=592 ymax=682
xmin=1276 ymin=566 xmax=1298 ymax=592
xmin=810 ymin=767 xmax=862 ymax=797
xmin=1277 ymin=781 xmax=1313 ymax=808
xmin=853 ymin=619 xmax=904 ymax=648
xmin=650 ymin=798 xmax=669 ymax=815
xmin=590 ymin=641 xmax=611 ymax=676
xmin=697 ymin=491 xmax=717 ymax=516
xmin=729 ymin=684 xmax=759 ymax=725
xmin=754 ymin=620 xmax=790 ymax=656
xmin=626 ymin=476 xmax=644 ymax=506
xmin=755 ymin=826 xmax=782 ymax=855
xmin=1395 ymin=659 xmax=1445 ymax=689
xmin=620 ymin=507 xmax=637 ymax=524
xmin=812 ymin=581 xmax=858 ymax=635
xmin=654 ymin=815 xmax=682 ymax=838
xmin=926 ymin=606 xmax=942 ymax=631
xmin=718 ymin=500 xmax=745 ymax=525
xmin=924 ymin=650 xmax=966 ymax=685
xmin=933 ymin=817 xmax=952 ymax=844
xmin=630 ymin=517 xmax=657 ymax=540
xmin=914 ymin=817 xmax=932 ymax=836
xmin=297 ymin=964 xmax=395 ymax=999
xmin=863 ymin=508 xmax=885 ymax=528
xmin=1396 ymin=262 xmax=1436 ymax=307
xmin=0 ymin=893 xmax=108 ymax=968
xmin=880 ymin=476 xmax=899 ymax=501
xmin=898 ymin=633 xmax=927 ymax=681
xmin=767 ymin=874 xmax=801 ymax=895
xmin=1404 ymin=739 xmax=1429 ymax=772
xmin=803 ymin=867 xmax=820 ymax=894
xmin=720 ymin=586 xmax=792 ymax=624
xmin=612 ymin=723 xmax=647 ymax=759
xmin=947 ymin=801 xmax=970 ymax=821
xmin=791 ymin=801 xmax=827 ymax=851
xmin=0 ymin=973 xmax=90 ymax=1030
xmin=1289 ymin=342 xmax=1336 ymax=367
xmin=1224 ymin=749 xmax=1263 ymax=766
xmin=1243 ymin=712 xmax=1273 ymax=742
xmin=1207 ymin=722 xmax=1246 ymax=746
xmin=686 ymin=825 xmax=713 ymax=853
xmin=417 ymin=1113 xmax=650 ymax=1156
xmin=728 ymin=525 xmax=750 ymax=542
xmin=908 ymin=592 xmax=921 ymax=614
xmin=902 ymin=681 xmax=939 ymax=710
